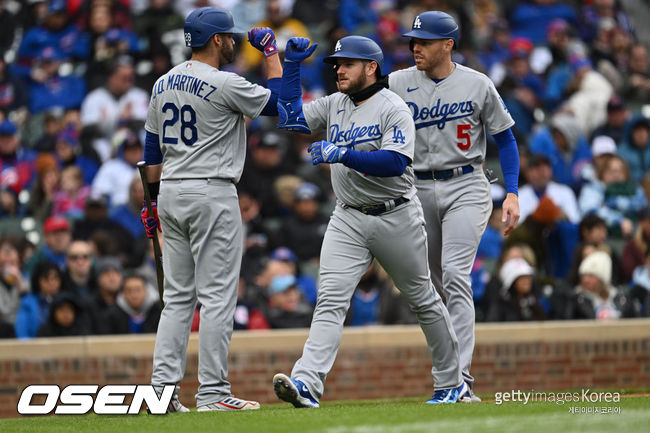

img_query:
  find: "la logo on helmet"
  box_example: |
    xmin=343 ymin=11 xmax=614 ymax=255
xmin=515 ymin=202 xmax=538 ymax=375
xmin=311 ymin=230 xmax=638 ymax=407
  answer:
xmin=413 ymin=16 xmax=422 ymax=29
xmin=335 ymin=40 xmax=342 ymax=52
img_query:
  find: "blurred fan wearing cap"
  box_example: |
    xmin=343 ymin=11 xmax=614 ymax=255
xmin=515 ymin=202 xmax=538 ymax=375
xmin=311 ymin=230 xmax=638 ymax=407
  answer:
xmin=278 ymin=182 xmax=328 ymax=263
xmin=23 ymin=216 xmax=72 ymax=275
xmin=28 ymin=46 xmax=86 ymax=114
xmin=590 ymin=95 xmax=629 ymax=145
xmin=240 ymin=130 xmax=293 ymax=218
xmin=518 ymin=153 xmax=581 ymax=225
xmin=265 ymin=273 xmax=313 ymax=329
xmin=617 ymin=114 xmax=650 ymax=184
xmin=485 ymin=257 xmax=546 ymax=322
xmin=569 ymin=250 xmax=639 ymax=320
xmin=15 ymin=0 xmax=90 ymax=77
xmin=90 ymin=128 xmax=142 ymax=209
xmin=0 ymin=119 xmax=37 ymax=196
xmin=54 ymin=124 xmax=100 ymax=186
xmin=581 ymin=135 xmax=618 ymax=183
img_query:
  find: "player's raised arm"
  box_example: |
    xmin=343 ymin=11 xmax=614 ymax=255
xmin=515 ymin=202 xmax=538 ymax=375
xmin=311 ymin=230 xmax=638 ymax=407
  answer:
xmin=247 ymin=27 xmax=282 ymax=116
xmin=276 ymin=37 xmax=318 ymax=133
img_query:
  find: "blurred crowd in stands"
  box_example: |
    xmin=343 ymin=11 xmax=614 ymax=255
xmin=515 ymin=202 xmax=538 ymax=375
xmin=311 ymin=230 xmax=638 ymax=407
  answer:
xmin=0 ymin=0 xmax=650 ymax=339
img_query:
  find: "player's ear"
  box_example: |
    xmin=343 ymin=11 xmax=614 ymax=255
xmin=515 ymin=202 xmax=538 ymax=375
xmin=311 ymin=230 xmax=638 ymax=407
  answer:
xmin=364 ymin=61 xmax=375 ymax=78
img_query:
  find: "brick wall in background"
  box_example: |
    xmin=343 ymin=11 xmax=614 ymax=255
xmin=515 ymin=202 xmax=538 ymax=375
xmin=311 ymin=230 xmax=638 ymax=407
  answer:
xmin=1 ymin=320 xmax=649 ymax=417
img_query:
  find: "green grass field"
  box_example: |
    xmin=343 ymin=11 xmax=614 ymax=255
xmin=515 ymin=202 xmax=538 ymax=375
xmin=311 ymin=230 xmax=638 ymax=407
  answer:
xmin=1 ymin=395 xmax=648 ymax=433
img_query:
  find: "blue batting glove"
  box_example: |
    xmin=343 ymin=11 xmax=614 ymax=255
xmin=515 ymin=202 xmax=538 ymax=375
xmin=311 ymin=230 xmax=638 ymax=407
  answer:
xmin=308 ymin=141 xmax=346 ymax=165
xmin=248 ymin=27 xmax=279 ymax=57
xmin=285 ymin=37 xmax=318 ymax=63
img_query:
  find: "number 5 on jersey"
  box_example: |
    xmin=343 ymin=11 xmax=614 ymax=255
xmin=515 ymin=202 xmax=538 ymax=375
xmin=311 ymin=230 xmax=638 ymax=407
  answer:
xmin=162 ymin=103 xmax=198 ymax=146
xmin=457 ymin=124 xmax=471 ymax=150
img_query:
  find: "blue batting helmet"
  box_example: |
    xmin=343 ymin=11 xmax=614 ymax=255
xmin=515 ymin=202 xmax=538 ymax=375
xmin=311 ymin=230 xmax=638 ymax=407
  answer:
xmin=402 ymin=11 xmax=459 ymax=47
xmin=323 ymin=36 xmax=384 ymax=73
xmin=184 ymin=7 xmax=244 ymax=48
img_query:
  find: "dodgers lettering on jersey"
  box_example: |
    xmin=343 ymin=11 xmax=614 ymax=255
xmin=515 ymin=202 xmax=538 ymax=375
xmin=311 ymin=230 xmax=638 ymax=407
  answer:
xmin=389 ymin=64 xmax=514 ymax=172
xmin=144 ymin=61 xmax=271 ymax=182
xmin=407 ymin=98 xmax=474 ymax=130
xmin=302 ymin=88 xmax=417 ymax=208
xmin=328 ymin=122 xmax=382 ymax=147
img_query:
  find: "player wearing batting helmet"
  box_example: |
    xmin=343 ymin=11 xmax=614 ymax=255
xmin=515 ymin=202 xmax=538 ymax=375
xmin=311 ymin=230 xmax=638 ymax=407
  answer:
xmin=389 ymin=10 xmax=521 ymax=402
xmin=270 ymin=34 xmax=466 ymax=407
xmin=141 ymin=7 xmax=286 ymax=412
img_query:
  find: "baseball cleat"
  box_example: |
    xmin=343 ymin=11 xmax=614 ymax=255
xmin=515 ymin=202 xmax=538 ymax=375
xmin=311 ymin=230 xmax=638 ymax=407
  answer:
xmin=426 ymin=381 xmax=468 ymax=404
xmin=197 ymin=396 xmax=260 ymax=412
xmin=459 ymin=384 xmax=482 ymax=403
xmin=168 ymin=398 xmax=191 ymax=413
xmin=272 ymin=373 xmax=320 ymax=408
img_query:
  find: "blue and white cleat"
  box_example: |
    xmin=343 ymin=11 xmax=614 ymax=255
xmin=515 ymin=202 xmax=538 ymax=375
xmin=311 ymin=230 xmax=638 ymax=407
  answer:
xmin=272 ymin=373 xmax=320 ymax=408
xmin=426 ymin=381 xmax=469 ymax=404
xmin=459 ymin=383 xmax=482 ymax=403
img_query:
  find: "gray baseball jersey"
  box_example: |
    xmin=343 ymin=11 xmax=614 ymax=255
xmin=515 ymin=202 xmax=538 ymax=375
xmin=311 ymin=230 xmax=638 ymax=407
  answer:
xmin=302 ymin=88 xmax=416 ymax=206
xmin=145 ymin=60 xmax=271 ymax=182
xmin=389 ymin=64 xmax=514 ymax=171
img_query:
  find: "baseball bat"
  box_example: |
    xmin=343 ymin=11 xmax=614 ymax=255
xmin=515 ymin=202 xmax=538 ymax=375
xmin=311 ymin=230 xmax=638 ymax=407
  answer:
xmin=137 ymin=161 xmax=165 ymax=306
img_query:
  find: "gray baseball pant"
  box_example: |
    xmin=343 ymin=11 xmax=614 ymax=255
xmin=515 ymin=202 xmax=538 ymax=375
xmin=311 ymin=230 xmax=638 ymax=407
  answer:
xmin=415 ymin=169 xmax=492 ymax=389
xmin=291 ymin=197 xmax=462 ymax=399
xmin=151 ymin=179 xmax=242 ymax=407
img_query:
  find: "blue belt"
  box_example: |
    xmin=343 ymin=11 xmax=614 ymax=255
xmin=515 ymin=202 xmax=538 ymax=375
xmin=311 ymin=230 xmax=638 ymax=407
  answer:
xmin=415 ymin=165 xmax=474 ymax=181
xmin=350 ymin=197 xmax=409 ymax=216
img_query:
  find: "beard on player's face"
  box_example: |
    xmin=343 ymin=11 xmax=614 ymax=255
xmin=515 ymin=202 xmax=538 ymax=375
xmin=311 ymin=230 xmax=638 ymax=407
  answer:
xmin=336 ymin=60 xmax=370 ymax=94
xmin=218 ymin=34 xmax=235 ymax=65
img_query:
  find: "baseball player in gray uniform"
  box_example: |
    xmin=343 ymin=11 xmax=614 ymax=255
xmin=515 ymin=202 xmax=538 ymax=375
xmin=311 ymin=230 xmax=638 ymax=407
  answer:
xmin=271 ymin=36 xmax=466 ymax=407
xmin=389 ymin=11 xmax=521 ymax=401
xmin=141 ymin=7 xmax=285 ymax=412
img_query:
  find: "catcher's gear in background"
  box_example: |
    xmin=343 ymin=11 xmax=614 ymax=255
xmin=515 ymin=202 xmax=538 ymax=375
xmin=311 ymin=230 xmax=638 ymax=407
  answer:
xmin=309 ymin=140 xmax=347 ymax=164
xmin=248 ymin=27 xmax=279 ymax=57
xmin=402 ymin=11 xmax=459 ymax=47
xmin=141 ymin=200 xmax=160 ymax=238
xmin=323 ymin=35 xmax=384 ymax=72
xmin=184 ymin=6 xmax=244 ymax=48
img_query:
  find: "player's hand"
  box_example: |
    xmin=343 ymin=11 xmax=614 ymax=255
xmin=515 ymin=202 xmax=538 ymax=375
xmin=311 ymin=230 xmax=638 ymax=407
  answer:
xmin=308 ymin=140 xmax=346 ymax=165
xmin=248 ymin=27 xmax=279 ymax=57
xmin=285 ymin=37 xmax=318 ymax=63
xmin=502 ymin=193 xmax=520 ymax=236
xmin=141 ymin=200 xmax=161 ymax=238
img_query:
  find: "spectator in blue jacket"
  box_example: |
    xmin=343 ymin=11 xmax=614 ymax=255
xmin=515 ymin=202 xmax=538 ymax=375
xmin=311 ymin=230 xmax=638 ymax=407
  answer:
xmin=529 ymin=112 xmax=592 ymax=190
xmin=617 ymin=115 xmax=650 ymax=184
xmin=579 ymin=154 xmax=647 ymax=238
xmin=14 ymin=261 xmax=63 ymax=338
xmin=14 ymin=0 xmax=90 ymax=77
xmin=27 ymin=47 xmax=86 ymax=114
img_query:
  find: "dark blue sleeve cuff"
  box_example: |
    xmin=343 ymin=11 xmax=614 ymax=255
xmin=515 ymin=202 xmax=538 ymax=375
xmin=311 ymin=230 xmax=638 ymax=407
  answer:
xmin=261 ymin=77 xmax=281 ymax=116
xmin=144 ymin=131 xmax=163 ymax=165
xmin=341 ymin=149 xmax=408 ymax=177
xmin=493 ymin=128 xmax=519 ymax=195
